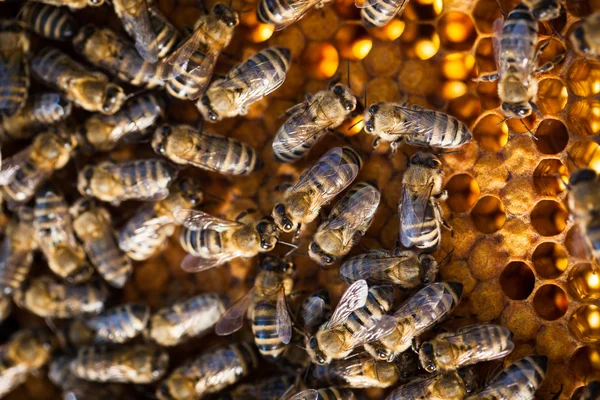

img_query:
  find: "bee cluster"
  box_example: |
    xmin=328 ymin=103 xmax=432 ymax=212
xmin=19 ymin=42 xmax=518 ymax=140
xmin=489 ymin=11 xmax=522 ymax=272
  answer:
xmin=0 ymin=0 xmax=599 ymax=398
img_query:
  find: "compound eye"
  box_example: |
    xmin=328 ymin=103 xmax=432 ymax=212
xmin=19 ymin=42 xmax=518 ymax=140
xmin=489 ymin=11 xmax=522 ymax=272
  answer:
xmin=310 ymin=337 xmax=318 ymax=349
xmin=209 ymin=111 xmax=218 ymax=121
xmin=84 ymin=168 xmax=94 ymax=181
xmin=310 ymin=242 xmax=319 ymax=253
xmin=333 ymin=85 xmax=344 ymax=95
xmin=368 ymin=105 xmax=378 ymax=114
xmin=274 ymin=204 xmax=286 ymax=215
xmin=325 ymin=256 xmax=333 ymax=264
xmin=201 ymin=96 xmax=211 ymax=106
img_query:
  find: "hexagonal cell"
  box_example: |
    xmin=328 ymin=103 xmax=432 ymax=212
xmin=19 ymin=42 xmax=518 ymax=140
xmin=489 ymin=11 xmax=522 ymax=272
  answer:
xmin=401 ymin=23 xmax=440 ymax=60
xmin=446 ymin=174 xmax=480 ymax=213
xmin=533 ymin=284 xmax=569 ymax=321
xmin=569 ymin=263 xmax=600 ymax=302
xmin=471 ymin=196 xmax=506 ymax=234
xmin=534 ymin=119 xmax=569 ymax=155
xmin=368 ymin=20 xmax=405 ymax=42
xmin=438 ymin=12 xmax=477 ymax=52
xmin=334 ymin=24 xmax=372 ymax=61
xmin=532 ymin=242 xmax=568 ymax=279
xmin=472 ymin=0 xmax=503 ymax=34
xmin=570 ymin=346 xmax=600 ymax=381
xmin=566 ymin=59 xmax=600 ymax=98
xmin=403 ymin=0 xmax=443 ymax=21
xmin=537 ymin=38 xmax=567 ymax=72
xmin=441 ymin=81 xmax=468 ymax=100
xmin=533 ymin=159 xmax=568 ymax=196
xmin=569 ymin=140 xmax=600 ymax=173
xmin=530 ymin=200 xmax=569 ymax=236
xmin=570 ymin=305 xmax=600 ymax=342
xmin=447 ymin=93 xmax=482 ymax=127
xmin=537 ymin=78 xmax=568 ymax=115
xmin=442 ymin=53 xmax=475 ymax=81
xmin=500 ymin=261 xmax=536 ymax=300
xmin=474 ymin=37 xmax=496 ymax=74
xmin=568 ymin=100 xmax=600 ymax=137
xmin=473 ymin=114 xmax=508 ymax=152
xmin=539 ymin=6 xmax=568 ymax=36
xmin=301 ymin=42 xmax=339 ymax=80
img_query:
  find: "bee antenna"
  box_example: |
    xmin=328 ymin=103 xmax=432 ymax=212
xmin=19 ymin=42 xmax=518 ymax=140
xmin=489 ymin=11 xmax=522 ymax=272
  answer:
xmin=439 ymin=248 xmax=455 ymax=267
xmin=203 ymin=192 xmax=225 ymax=203
xmin=495 ymin=116 xmax=508 ymax=126
xmin=302 ymin=363 xmax=313 ymax=383
xmin=348 ymin=119 xmax=363 ymax=131
xmin=123 ymin=87 xmax=148 ymax=102
xmin=520 ymin=119 xmax=538 ymax=141
xmin=436 ymin=150 xmax=461 ymax=156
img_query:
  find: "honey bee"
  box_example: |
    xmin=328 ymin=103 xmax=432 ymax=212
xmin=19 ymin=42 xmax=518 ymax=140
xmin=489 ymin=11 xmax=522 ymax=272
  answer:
xmin=148 ymin=6 xmax=181 ymax=59
xmin=219 ymin=374 xmax=295 ymax=400
xmin=570 ymin=11 xmax=600 ymax=59
xmin=78 ymin=93 xmax=164 ymax=152
xmin=399 ymin=152 xmax=449 ymax=252
xmin=572 ymin=381 xmax=600 ymax=400
xmin=357 ymin=0 xmax=409 ymax=28
xmin=256 ymin=0 xmax=329 ymax=30
xmin=21 ymin=2 xmax=79 ymax=41
xmin=34 ymin=186 xmax=94 ymax=283
xmin=306 ymin=280 xmax=397 ymax=365
xmin=340 ymin=249 xmax=438 ymax=288
xmin=465 ymin=355 xmax=547 ymax=400
xmin=0 ymin=128 xmax=76 ymax=205
xmin=197 ymin=46 xmax=291 ymax=122
xmin=30 ymin=0 xmax=104 ymax=10
xmin=118 ymin=177 xmax=203 ymax=261
xmin=111 ymin=0 xmax=158 ymax=63
xmin=148 ymin=292 xmax=229 ymax=346
xmin=0 ymin=92 xmax=72 ymax=143
xmin=13 ymin=275 xmax=108 ymax=318
xmin=156 ymin=343 xmax=259 ymax=400
xmin=160 ymin=3 xmax=239 ymax=100
xmin=273 ymin=146 xmax=362 ymax=235
xmin=272 ymin=82 xmax=357 ymax=163
xmin=177 ymin=209 xmax=280 ymax=272
xmin=70 ymin=344 xmax=168 ymax=383
xmin=0 ymin=21 xmax=30 ymax=116
xmin=363 ymin=102 xmax=473 ymax=153
xmin=567 ymin=168 xmax=600 ymax=262
xmin=418 ymin=325 xmax=515 ymax=373
xmin=286 ymin=388 xmax=356 ymax=400
xmin=309 ymin=181 xmax=380 ymax=266
xmin=0 ymin=208 xmax=37 ymax=295
xmin=31 ymin=47 xmax=125 ymax=114
xmin=386 ymin=369 xmax=478 ymax=400
xmin=0 ymin=297 xmax=11 ymax=324
xmin=522 ymin=0 xmax=562 ymax=20
xmin=366 ymin=281 xmax=463 ymax=362
xmin=77 ymin=159 xmax=178 ymax=205
xmin=474 ymin=4 xmax=564 ymax=120
xmin=152 ymin=124 xmax=263 ymax=175
xmin=73 ymin=25 xmax=164 ymax=89
xmin=297 ymin=289 xmax=332 ymax=333
xmin=216 ymin=255 xmax=295 ymax=358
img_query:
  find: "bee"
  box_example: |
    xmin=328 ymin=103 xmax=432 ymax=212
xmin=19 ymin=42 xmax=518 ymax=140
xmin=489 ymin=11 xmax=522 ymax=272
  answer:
xmin=111 ymin=0 xmax=158 ymax=63
xmin=160 ymin=3 xmax=239 ymax=100
xmin=522 ymin=0 xmax=562 ymax=20
xmin=148 ymin=292 xmax=230 ymax=346
xmin=306 ymin=280 xmax=397 ymax=365
xmin=340 ymin=249 xmax=438 ymax=288
xmin=77 ymin=159 xmax=178 ymax=205
xmin=77 ymin=93 xmax=164 ymax=152
xmin=474 ymin=4 xmax=564 ymax=120
xmin=273 ymin=146 xmax=362 ymax=235
xmin=286 ymin=388 xmax=356 ymax=400
xmin=118 ymin=177 xmax=202 ymax=261
xmin=0 ymin=92 xmax=72 ymax=143
xmin=256 ymin=0 xmax=328 ymax=31
xmin=0 ymin=21 xmax=30 ymax=116
xmin=399 ymin=152 xmax=449 ymax=252
xmin=176 ymin=209 xmax=280 ymax=272
xmin=31 ymin=47 xmax=126 ymax=114
xmin=0 ymin=297 xmax=11 ymax=324
xmin=465 ymin=355 xmax=547 ymax=400
xmin=386 ymin=369 xmax=478 ymax=400
xmin=366 ymin=281 xmax=463 ymax=362
xmin=219 ymin=374 xmax=295 ymax=400
xmin=73 ymin=25 xmax=164 ymax=89
xmin=156 ymin=343 xmax=259 ymax=400
xmin=0 ymin=128 xmax=76 ymax=205
xmin=309 ymin=181 xmax=380 ymax=266
xmin=13 ymin=275 xmax=108 ymax=318
xmin=273 ymin=82 xmax=357 ymax=163
xmin=216 ymin=255 xmax=295 ymax=358
xmin=148 ymin=6 xmax=180 ymax=59
xmin=357 ymin=0 xmax=409 ymax=28
xmin=570 ymin=11 xmax=600 ymax=59
xmin=152 ymin=124 xmax=263 ymax=176
xmin=0 ymin=208 xmax=37 ymax=295
xmin=418 ymin=325 xmax=514 ymax=373
xmin=363 ymin=102 xmax=473 ymax=153
xmin=30 ymin=0 xmax=104 ymax=10
xmin=572 ymin=381 xmax=600 ymax=400
xmin=567 ymin=168 xmax=600 ymax=262
xmin=20 ymin=2 xmax=79 ymax=41
xmin=197 ymin=46 xmax=291 ymax=122
xmin=34 ymin=186 xmax=94 ymax=283
xmin=70 ymin=344 xmax=168 ymax=383
xmin=297 ymin=289 xmax=332 ymax=333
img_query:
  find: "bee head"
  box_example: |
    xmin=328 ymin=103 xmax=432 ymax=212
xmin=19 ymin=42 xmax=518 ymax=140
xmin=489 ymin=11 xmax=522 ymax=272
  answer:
xmin=198 ymin=95 xmax=219 ymax=121
xmin=102 ymin=84 xmax=125 ymax=114
xmin=176 ymin=177 xmax=203 ymax=206
xmin=307 ymin=335 xmax=329 ymax=364
xmin=418 ymin=253 xmax=439 ymax=284
xmin=73 ymin=25 xmax=96 ymax=53
xmin=77 ymin=166 xmax=95 ymax=196
xmin=501 ymin=101 xmax=532 ymax=119
xmin=308 ymin=241 xmax=335 ymax=266
xmin=256 ymin=218 xmax=280 ymax=251
xmin=411 ymin=152 xmax=442 ymax=170
xmin=569 ymin=168 xmax=597 ymax=186
xmin=272 ymin=203 xmax=295 ymax=233
xmin=533 ymin=1 xmax=561 ymax=20
xmin=363 ymin=103 xmax=381 ymax=134
xmin=261 ymin=255 xmax=295 ymax=275
xmin=419 ymin=342 xmax=437 ymax=373
xmin=213 ymin=3 xmax=239 ymax=27
xmin=330 ymin=84 xmax=356 ymax=113
xmin=152 ymin=125 xmax=172 ymax=155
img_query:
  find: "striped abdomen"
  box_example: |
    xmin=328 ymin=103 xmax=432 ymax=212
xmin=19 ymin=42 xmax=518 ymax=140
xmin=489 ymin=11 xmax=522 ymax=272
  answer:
xmin=193 ymin=132 xmax=262 ymax=175
xmin=179 ymin=226 xmax=226 ymax=257
xmin=342 ymin=285 xmax=394 ymax=335
xmin=32 ymin=47 xmax=74 ymax=88
xmin=21 ymin=2 xmax=78 ymax=41
xmin=317 ymin=388 xmax=355 ymax=400
xmin=403 ymin=110 xmax=472 ymax=148
xmin=585 ymin=211 xmax=600 ymax=260
xmin=165 ymin=49 xmax=211 ymax=100
xmin=32 ymin=92 xmax=72 ymax=124
xmin=256 ymin=0 xmax=318 ymax=28
xmin=0 ymin=238 xmax=33 ymax=295
xmin=2 ymin=157 xmax=48 ymax=204
xmin=149 ymin=6 xmax=181 ymax=59
xmin=85 ymin=304 xmax=149 ymax=344
xmin=0 ymin=51 xmax=29 ymax=116
xmin=499 ymin=4 xmax=538 ymax=69
xmin=360 ymin=0 xmax=407 ymax=28
xmin=84 ymin=232 xmax=132 ymax=288
xmin=401 ymin=195 xmax=440 ymax=251
xmin=252 ymin=298 xmax=286 ymax=358
xmin=409 ymin=282 xmax=462 ymax=332
xmin=118 ymin=207 xmax=172 ymax=261
xmin=109 ymin=159 xmax=176 ymax=201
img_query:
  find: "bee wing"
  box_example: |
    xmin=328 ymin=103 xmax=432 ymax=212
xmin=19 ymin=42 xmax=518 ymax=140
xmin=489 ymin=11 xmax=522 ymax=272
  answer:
xmin=132 ymin=213 xmax=174 ymax=238
xmin=0 ymin=52 xmax=26 ymax=104
xmin=355 ymin=0 xmax=409 ymax=16
xmin=492 ymin=17 xmax=504 ymax=70
xmin=180 ymin=250 xmax=245 ymax=272
xmin=339 ymin=252 xmax=403 ymax=283
xmin=215 ymin=289 xmax=256 ymax=335
xmin=159 ymin=30 xmax=213 ymax=81
xmin=444 ymin=325 xmax=515 ymax=366
xmin=393 ymin=291 xmax=455 ymax=338
xmin=398 ymin=182 xmax=435 ymax=248
xmin=345 ymin=314 xmax=397 ymax=350
xmin=114 ymin=0 xmax=158 ymax=63
xmin=391 ymin=374 xmax=440 ymax=398
xmin=287 ymin=389 xmax=319 ymax=400
xmin=276 ymin=288 xmax=292 ymax=344
xmin=0 ymin=145 xmax=32 ymax=185
xmin=392 ymin=106 xmax=440 ymax=137
xmin=271 ymin=0 xmax=321 ymax=30
xmin=325 ymin=279 xmax=369 ymax=329
xmin=300 ymin=295 xmax=325 ymax=329
xmin=174 ymin=209 xmax=242 ymax=231
xmin=274 ymin=101 xmax=333 ymax=154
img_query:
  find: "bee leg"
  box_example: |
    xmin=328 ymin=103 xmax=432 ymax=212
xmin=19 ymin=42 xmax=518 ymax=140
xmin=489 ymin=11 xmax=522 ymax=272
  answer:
xmin=389 ymin=138 xmax=403 ymax=156
xmin=472 ymin=72 xmax=499 ymax=82
xmin=294 ymin=224 xmax=302 ymax=240
xmin=550 ymin=384 xmax=563 ymax=400
xmin=235 ymin=208 xmax=257 ymax=222
xmin=534 ymin=54 xmax=566 ymax=74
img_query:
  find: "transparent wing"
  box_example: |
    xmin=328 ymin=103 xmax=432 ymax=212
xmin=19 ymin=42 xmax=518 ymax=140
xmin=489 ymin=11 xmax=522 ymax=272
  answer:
xmin=287 ymin=389 xmax=319 ymax=400
xmin=132 ymin=214 xmax=174 ymax=238
xmin=393 ymin=291 xmax=455 ymax=339
xmin=274 ymin=101 xmax=332 ymax=155
xmin=174 ymin=209 xmax=242 ymax=232
xmin=180 ymin=250 xmax=244 ymax=272
xmin=215 ymin=289 xmax=255 ymax=336
xmin=271 ymin=0 xmax=322 ymax=30
xmin=184 ymin=131 xmax=250 ymax=172
xmin=392 ymin=106 xmax=443 ymax=136
xmin=444 ymin=325 xmax=515 ymax=366
xmin=339 ymin=252 xmax=403 ymax=283
xmin=345 ymin=314 xmax=397 ymax=350
xmin=300 ymin=296 xmax=325 ymax=330
xmin=115 ymin=0 xmax=158 ymax=63
xmin=391 ymin=375 xmax=439 ymax=398
xmin=160 ymin=31 xmax=216 ymax=81
xmin=276 ymin=289 xmax=292 ymax=344
xmin=355 ymin=0 xmax=408 ymax=16
xmin=326 ymin=279 xmax=369 ymax=329
xmin=492 ymin=17 xmax=504 ymax=70
xmin=398 ymin=183 xmax=434 ymax=248
xmin=0 ymin=145 xmax=32 ymax=185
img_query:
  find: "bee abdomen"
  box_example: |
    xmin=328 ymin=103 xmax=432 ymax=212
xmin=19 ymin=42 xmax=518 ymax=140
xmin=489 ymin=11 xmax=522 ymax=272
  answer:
xmin=119 ymin=159 xmax=176 ymax=199
xmin=165 ymin=50 xmax=209 ymax=100
xmin=252 ymin=299 xmax=285 ymax=358
xmin=199 ymin=133 xmax=262 ymax=175
xmin=273 ymin=122 xmax=327 ymax=163
xmin=360 ymin=0 xmax=406 ymax=28
xmin=179 ymin=227 xmax=223 ymax=256
xmin=344 ymin=285 xmax=393 ymax=333
xmin=2 ymin=161 xmax=39 ymax=203
xmin=0 ymin=59 xmax=29 ymax=117
xmin=0 ymin=249 xmax=32 ymax=295
xmin=21 ymin=2 xmax=78 ymax=41
xmin=317 ymin=388 xmax=354 ymax=400
xmin=32 ymin=47 xmax=67 ymax=85
xmin=149 ymin=6 xmax=180 ymax=59
xmin=32 ymin=92 xmax=72 ymax=125
xmin=118 ymin=210 xmax=170 ymax=261
xmin=87 ymin=239 xmax=132 ymax=288
xmin=256 ymin=0 xmax=294 ymax=26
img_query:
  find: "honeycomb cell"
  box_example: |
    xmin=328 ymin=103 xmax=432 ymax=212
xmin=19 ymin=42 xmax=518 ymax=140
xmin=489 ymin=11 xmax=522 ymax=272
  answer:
xmin=569 ymin=263 xmax=600 ymax=302
xmin=334 ymin=24 xmax=373 ymax=61
xmin=298 ymin=6 xmax=340 ymax=40
xmin=445 ymin=174 xmax=480 ymax=212
xmin=566 ymin=59 xmax=600 ymax=97
xmin=301 ymin=42 xmax=339 ymax=80
xmin=473 ymin=113 xmax=508 ymax=151
xmin=364 ymin=41 xmax=402 ymax=77
xmin=532 ymin=242 xmax=568 ymax=279
xmin=474 ymin=37 xmax=495 ymax=74
xmin=472 ymin=0 xmax=503 ymax=33
xmin=568 ymin=140 xmax=600 ymax=172
xmin=566 ymin=0 xmax=599 ymax=17
xmin=442 ymin=53 xmax=476 ymax=80
xmin=401 ymin=23 xmax=440 ymax=60
xmin=441 ymin=81 xmax=468 ymax=100
xmin=469 ymin=280 xmax=505 ymax=321
xmin=531 ymin=200 xmax=569 ymax=236
xmin=536 ymin=324 xmax=576 ymax=362
xmin=269 ymin=26 xmax=307 ymax=59
xmin=570 ymin=305 xmax=600 ymax=342
xmin=534 ymin=119 xmax=569 ymax=155
xmin=369 ymin=20 xmax=406 ymax=41
xmin=568 ymin=100 xmax=600 ymax=137
xmin=533 ymin=159 xmax=568 ymax=196
xmin=500 ymin=261 xmax=535 ymax=300
xmin=471 ymin=196 xmax=506 ymax=234
xmin=334 ymin=0 xmax=361 ymax=18
xmin=365 ymin=77 xmax=401 ymax=104
xmin=397 ymin=59 xmax=441 ymax=96
xmin=501 ymin=302 xmax=540 ymax=341
xmin=447 ymin=94 xmax=482 ymax=127
xmin=536 ymin=38 xmax=566 ymax=72
xmin=404 ymin=0 xmax=444 ymax=21
xmin=571 ymin=346 xmax=600 ymax=381
xmin=533 ymin=284 xmax=569 ymax=321
xmin=537 ymin=78 xmax=568 ymax=115
xmin=438 ymin=12 xmax=477 ymax=51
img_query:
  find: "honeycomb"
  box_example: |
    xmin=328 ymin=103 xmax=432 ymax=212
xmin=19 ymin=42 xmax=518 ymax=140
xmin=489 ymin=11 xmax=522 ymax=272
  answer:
xmin=2 ymin=0 xmax=600 ymax=398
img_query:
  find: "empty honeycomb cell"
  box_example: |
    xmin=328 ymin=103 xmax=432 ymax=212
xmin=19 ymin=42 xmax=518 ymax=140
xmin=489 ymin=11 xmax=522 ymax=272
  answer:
xmin=334 ymin=24 xmax=373 ymax=61
xmin=469 ymin=280 xmax=505 ymax=321
xmin=471 ymin=196 xmax=506 ymax=234
xmin=404 ymin=0 xmax=444 ymax=21
xmin=534 ymin=119 xmax=569 ymax=155
xmin=535 ymin=325 xmax=577 ymax=362
xmin=533 ymin=242 xmax=569 ymax=279
xmin=501 ymin=302 xmax=540 ymax=341
xmin=368 ymin=20 xmax=405 ymax=41
xmin=472 ymin=0 xmax=503 ymax=33
xmin=568 ymin=140 xmax=600 ymax=172
xmin=445 ymin=174 xmax=480 ymax=212
xmin=250 ymin=24 xmax=275 ymax=43
xmin=571 ymin=345 xmax=600 ymax=381
xmin=537 ymin=38 xmax=567 ymax=71
xmin=533 ymin=159 xmax=569 ymax=196
xmin=442 ymin=53 xmax=476 ymax=80
xmin=447 ymin=94 xmax=482 ymax=126
xmin=365 ymin=77 xmax=401 ymax=104
xmin=531 ymin=200 xmax=569 ymax=236
xmin=364 ymin=41 xmax=402 ymax=77
xmin=566 ymin=59 xmax=600 ymax=98
xmin=533 ymin=284 xmax=569 ymax=321
xmin=469 ymin=238 xmax=511 ymax=280
xmin=400 ymin=23 xmax=440 ymax=60
xmin=500 ymin=261 xmax=535 ymax=300
xmin=537 ymin=78 xmax=569 ymax=115
xmin=438 ymin=12 xmax=477 ymax=51
xmin=474 ymin=37 xmax=495 ymax=74
xmin=298 ymin=6 xmax=340 ymax=40
xmin=569 ymin=263 xmax=600 ymax=301
xmin=568 ymin=100 xmax=600 ymax=137
xmin=473 ymin=113 xmax=508 ymax=151
xmin=301 ymin=42 xmax=339 ymax=80
xmin=570 ymin=305 xmax=600 ymax=342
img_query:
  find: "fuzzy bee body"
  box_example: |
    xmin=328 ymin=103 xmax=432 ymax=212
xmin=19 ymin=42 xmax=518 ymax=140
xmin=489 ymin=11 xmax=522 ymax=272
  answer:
xmin=522 ymin=0 xmax=562 ymax=20
xmin=165 ymin=49 xmax=211 ymax=100
xmin=21 ymin=2 xmax=78 ymax=41
xmin=568 ymin=168 xmax=600 ymax=261
xmin=80 ymin=303 xmax=149 ymax=344
xmin=359 ymin=0 xmax=409 ymax=28
xmin=256 ymin=0 xmax=324 ymax=30
xmin=0 ymin=21 xmax=30 ymax=116
xmin=571 ymin=11 xmax=600 ymax=59
xmin=30 ymin=0 xmax=104 ymax=10
xmin=386 ymin=369 xmax=478 ymax=400
xmin=149 ymin=6 xmax=180 ymax=59
xmin=0 ymin=209 xmax=37 ymax=295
